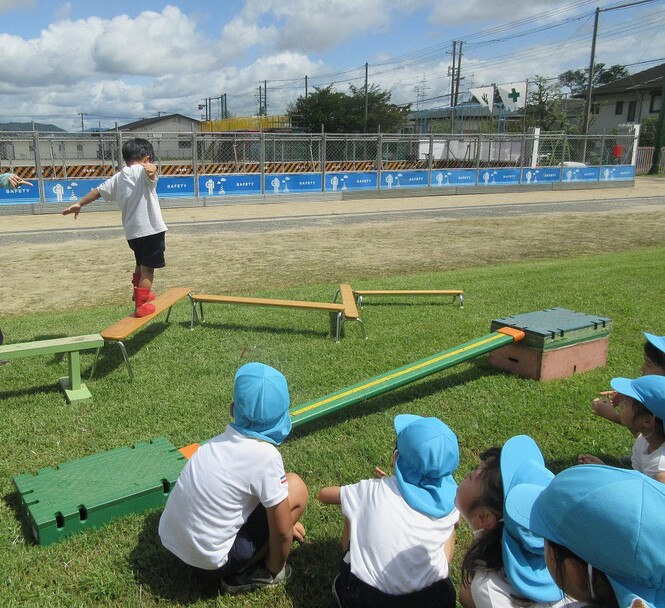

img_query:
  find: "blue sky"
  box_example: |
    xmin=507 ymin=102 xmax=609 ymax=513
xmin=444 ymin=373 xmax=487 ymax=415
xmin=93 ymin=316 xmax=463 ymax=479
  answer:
xmin=0 ymin=0 xmax=663 ymax=130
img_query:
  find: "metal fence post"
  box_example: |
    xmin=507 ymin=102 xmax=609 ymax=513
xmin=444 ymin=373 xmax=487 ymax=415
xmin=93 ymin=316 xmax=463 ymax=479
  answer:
xmin=32 ymin=130 xmax=45 ymax=207
xmin=116 ymin=127 xmax=122 ymax=173
xmin=259 ymin=130 xmax=265 ymax=195
xmin=321 ymin=131 xmax=326 ymax=192
xmin=376 ymin=131 xmax=383 ymax=192
xmin=428 ymin=133 xmax=433 ymax=186
xmin=192 ymin=130 xmax=199 ymax=200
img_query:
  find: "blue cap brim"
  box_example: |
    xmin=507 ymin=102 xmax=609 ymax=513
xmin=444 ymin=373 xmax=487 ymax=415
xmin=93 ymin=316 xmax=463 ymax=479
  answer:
xmin=610 ymin=377 xmax=639 ymax=401
xmin=644 ymin=332 xmax=665 ymax=356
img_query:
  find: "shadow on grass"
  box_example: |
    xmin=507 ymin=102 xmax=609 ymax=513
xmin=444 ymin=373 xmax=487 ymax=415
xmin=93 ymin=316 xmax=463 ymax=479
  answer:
xmin=547 ymin=455 xmax=631 ymax=474
xmin=3 ymin=490 xmax=37 ymax=546
xmin=192 ymin=320 xmax=331 ymax=340
xmin=131 ymin=511 xmax=342 ymax=606
xmin=289 ymin=360 xmax=498 ymax=440
xmin=91 ymin=322 xmax=171 ymax=379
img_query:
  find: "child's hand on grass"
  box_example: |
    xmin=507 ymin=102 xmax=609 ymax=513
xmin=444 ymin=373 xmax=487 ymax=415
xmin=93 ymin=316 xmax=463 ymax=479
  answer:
xmin=578 ymin=454 xmax=604 ymax=465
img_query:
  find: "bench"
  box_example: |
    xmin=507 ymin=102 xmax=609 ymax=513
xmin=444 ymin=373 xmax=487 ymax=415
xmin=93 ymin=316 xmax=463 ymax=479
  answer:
xmin=352 ymin=288 xmax=464 ymax=308
xmin=190 ymin=287 xmax=365 ymax=341
xmin=92 ymin=287 xmax=192 ymax=381
xmin=0 ymin=334 xmax=104 ymax=404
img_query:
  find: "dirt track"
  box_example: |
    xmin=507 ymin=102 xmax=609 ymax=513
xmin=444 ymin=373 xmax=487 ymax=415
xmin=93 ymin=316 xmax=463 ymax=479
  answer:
xmin=1 ymin=179 xmax=664 ymax=317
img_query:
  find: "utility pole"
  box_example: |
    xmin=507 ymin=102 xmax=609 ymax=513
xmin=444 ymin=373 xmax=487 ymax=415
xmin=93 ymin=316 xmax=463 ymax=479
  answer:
xmin=305 ymin=75 xmax=308 ymax=99
xmin=78 ymin=112 xmax=87 ymax=132
xmin=582 ymin=7 xmax=600 ymax=135
xmin=258 ymin=85 xmax=263 ymax=116
xmin=454 ymin=41 xmax=463 ymax=107
xmin=264 ymin=80 xmax=268 ymax=116
xmin=583 ymin=0 xmax=656 ymax=134
xmin=450 ymin=41 xmax=457 ymax=108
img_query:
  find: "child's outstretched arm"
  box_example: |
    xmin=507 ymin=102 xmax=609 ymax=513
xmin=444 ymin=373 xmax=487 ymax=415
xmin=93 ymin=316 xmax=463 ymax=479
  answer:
xmin=318 ymin=486 xmax=341 ymax=505
xmin=62 ymin=188 xmax=101 ymax=218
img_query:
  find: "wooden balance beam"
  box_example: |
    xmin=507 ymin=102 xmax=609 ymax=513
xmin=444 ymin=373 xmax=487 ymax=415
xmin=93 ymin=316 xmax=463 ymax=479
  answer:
xmin=0 ymin=334 xmax=104 ymax=404
xmin=190 ymin=283 xmax=365 ymax=341
xmin=351 ymin=288 xmax=464 ymax=308
xmin=91 ymin=287 xmax=192 ymax=381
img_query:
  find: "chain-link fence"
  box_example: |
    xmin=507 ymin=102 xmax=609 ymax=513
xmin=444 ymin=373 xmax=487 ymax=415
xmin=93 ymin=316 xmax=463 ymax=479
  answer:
xmin=0 ymin=128 xmax=640 ymax=211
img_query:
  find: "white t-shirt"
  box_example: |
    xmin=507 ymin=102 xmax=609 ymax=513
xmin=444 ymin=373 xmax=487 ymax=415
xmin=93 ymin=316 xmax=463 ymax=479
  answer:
xmin=158 ymin=425 xmax=289 ymax=570
xmin=471 ymin=570 xmax=584 ymax=608
xmin=340 ymin=475 xmax=459 ymax=595
xmin=97 ymin=164 xmax=167 ymax=240
xmin=631 ymin=434 xmax=665 ymax=479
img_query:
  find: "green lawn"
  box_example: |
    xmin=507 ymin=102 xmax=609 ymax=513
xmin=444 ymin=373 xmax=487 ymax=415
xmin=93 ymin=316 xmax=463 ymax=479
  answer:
xmin=1 ymin=247 xmax=663 ymax=607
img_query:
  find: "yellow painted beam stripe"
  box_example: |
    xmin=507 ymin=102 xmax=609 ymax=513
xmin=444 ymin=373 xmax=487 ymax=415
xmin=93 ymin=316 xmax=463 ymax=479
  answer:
xmin=290 ymin=333 xmax=505 ymax=417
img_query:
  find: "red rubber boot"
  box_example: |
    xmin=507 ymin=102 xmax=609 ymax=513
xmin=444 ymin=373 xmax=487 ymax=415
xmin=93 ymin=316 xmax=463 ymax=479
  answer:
xmin=132 ymin=272 xmax=155 ymax=301
xmin=134 ymin=287 xmax=156 ymax=318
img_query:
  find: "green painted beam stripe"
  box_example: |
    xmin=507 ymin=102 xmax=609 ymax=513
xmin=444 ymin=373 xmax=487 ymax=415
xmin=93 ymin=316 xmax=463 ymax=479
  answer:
xmin=289 ymin=331 xmax=516 ymax=427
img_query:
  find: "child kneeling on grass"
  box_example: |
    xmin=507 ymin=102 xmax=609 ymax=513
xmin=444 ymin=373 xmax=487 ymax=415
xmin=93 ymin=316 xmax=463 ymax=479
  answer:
xmin=523 ymin=465 xmax=665 ymax=608
xmin=319 ymin=414 xmax=460 ymax=608
xmin=455 ymin=435 xmax=582 ymax=608
xmin=158 ymin=362 xmax=308 ymax=594
xmin=579 ymin=375 xmax=665 ymax=483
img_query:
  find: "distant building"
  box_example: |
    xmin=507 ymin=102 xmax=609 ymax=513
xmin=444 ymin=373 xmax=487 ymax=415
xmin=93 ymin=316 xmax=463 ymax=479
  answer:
xmin=587 ymin=63 xmax=664 ymax=134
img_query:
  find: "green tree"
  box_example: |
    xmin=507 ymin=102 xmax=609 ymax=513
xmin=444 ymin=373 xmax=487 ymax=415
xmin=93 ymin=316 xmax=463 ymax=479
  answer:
xmin=558 ymin=63 xmax=629 ymax=96
xmin=522 ymin=75 xmax=571 ymax=132
xmin=639 ymin=116 xmax=658 ymax=147
xmin=287 ymin=84 xmax=409 ymax=133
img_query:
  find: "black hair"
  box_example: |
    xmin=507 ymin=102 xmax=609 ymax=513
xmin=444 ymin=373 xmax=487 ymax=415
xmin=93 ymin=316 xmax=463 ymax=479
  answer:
xmin=644 ymin=339 xmax=665 ymax=372
xmin=461 ymin=447 xmax=505 ymax=584
xmin=624 ymin=396 xmax=665 ymax=438
xmin=547 ymin=540 xmax=619 ymax=608
xmin=122 ymin=138 xmax=156 ymax=164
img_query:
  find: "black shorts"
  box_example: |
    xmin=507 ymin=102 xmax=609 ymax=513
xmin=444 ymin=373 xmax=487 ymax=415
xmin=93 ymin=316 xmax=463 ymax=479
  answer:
xmin=193 ymin=504 xmax=269 ymax=580
xmin=127 ymin=231 xmax=166 ymax=269
xmin=334 ymin=552 xmax=456 ymax=608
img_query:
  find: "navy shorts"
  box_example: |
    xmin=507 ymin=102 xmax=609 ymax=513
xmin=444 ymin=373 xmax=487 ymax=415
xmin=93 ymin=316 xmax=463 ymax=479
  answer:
xmin=127 ymin=231 xmax=166 ymax=269
xmin=334 ymin=552 xmax=456 ymax=608
xmin=194 ymin=504 xmax=269 ymax=580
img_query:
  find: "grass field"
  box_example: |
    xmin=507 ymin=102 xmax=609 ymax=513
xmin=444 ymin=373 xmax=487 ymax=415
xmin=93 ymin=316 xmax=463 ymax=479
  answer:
xmin=1 ymin=246 xmax=663 ymax=607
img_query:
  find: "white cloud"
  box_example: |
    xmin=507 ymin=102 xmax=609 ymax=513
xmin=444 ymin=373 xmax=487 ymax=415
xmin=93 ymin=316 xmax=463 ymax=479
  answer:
xmin=92 ymin=6 xmax=218 ymax=75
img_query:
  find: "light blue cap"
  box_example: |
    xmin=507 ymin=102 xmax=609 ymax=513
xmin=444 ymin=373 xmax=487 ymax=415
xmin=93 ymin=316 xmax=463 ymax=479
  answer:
xmin=393 ymin=414 xmax=459 ymax=518
xmin=230 ymin=362 xmax=291 ymax=446
xmin=610 ymin=375 xmax=665 ymax=420
xmin=500 ymin=436 xmax=562 ymax=603
xmin=643 ymin=332 xmax=665 ymax=355
xmin=521 ymin=465 xmax=665 ymax=608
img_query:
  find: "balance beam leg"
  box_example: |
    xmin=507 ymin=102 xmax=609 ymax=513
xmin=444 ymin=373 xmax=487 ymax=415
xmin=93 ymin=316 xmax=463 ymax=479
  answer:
xmin=89 ymin=347 xmax=102 ymax=379
xmin=116 ymin=341 xmax=133 ymax=382
xmin=332 ymin=288 xmax=341 ymax=303
xmin=335 ymin=311 xmax=343 ymax=342
xmin=59 ymin=350 xmax=94 ymax=404
xmin=189 ymin=295 xmax=198 ymax=330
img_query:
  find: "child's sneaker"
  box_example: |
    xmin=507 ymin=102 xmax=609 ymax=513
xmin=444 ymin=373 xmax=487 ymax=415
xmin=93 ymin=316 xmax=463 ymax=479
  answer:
xmin=221 ymin=562 xmax=291 ymax=594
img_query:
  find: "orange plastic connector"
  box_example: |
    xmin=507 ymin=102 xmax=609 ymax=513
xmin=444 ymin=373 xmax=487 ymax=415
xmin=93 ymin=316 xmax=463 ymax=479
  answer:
xmin=179 ymin=443 xmax=201 ymax=459
xmin=496 ymin=326 xmax=526 ymax=342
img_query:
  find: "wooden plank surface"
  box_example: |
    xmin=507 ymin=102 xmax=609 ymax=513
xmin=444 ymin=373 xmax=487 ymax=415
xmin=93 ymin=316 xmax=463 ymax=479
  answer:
xmin=0 ymin=334 xmax=104 ymax=359
xmin=192 ymin=294 xmax=345 ymax=312
xmin=101 ymin=288 xmax=191 ymax=341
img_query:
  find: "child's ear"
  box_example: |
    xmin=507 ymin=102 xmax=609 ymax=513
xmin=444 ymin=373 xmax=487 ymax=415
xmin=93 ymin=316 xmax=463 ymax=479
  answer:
xmin=637 ymin=413 xmax=655 ymax=435
xmin=471 ymin=506 xmax=498 ymax=532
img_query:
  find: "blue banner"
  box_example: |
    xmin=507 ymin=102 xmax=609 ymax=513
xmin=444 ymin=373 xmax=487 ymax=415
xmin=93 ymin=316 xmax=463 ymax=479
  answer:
xmin=43 ymin=178 xmax=105 ymax=204
xmin=265 ymin=173 xmax=322 ymax=194
xmin=562 ymin=166 xmax=600 ymax=182
xmin=325 ymin=172 xmax=377 ymax=192
xmin=199 ymin=174 xmax=261 ymax=196
xmin=520 ymin=167 xmax=561 ymax=184
xmin=478 ymin=168 xmax=521 ymax=186
xmin=431 ymin=169 xmax=477 ymax=187
xmin=156 ymin=176 xmax=195 ymax=198
xmin=600 ymin=165 xmax=634 ymax=181
xmin=380 ymin=170 xmax=429 ymax=189
xmin=0 ymin=182 xmax=40 ymax=204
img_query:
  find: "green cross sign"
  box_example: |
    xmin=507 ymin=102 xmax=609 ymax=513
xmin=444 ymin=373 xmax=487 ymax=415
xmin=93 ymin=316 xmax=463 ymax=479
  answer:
xmin=508 ymin=88 xmax=520 ymax=103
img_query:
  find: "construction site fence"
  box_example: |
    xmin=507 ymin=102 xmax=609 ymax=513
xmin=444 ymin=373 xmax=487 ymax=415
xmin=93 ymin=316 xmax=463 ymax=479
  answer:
xmin=0 ymin=130 xmax=641 ymax=209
